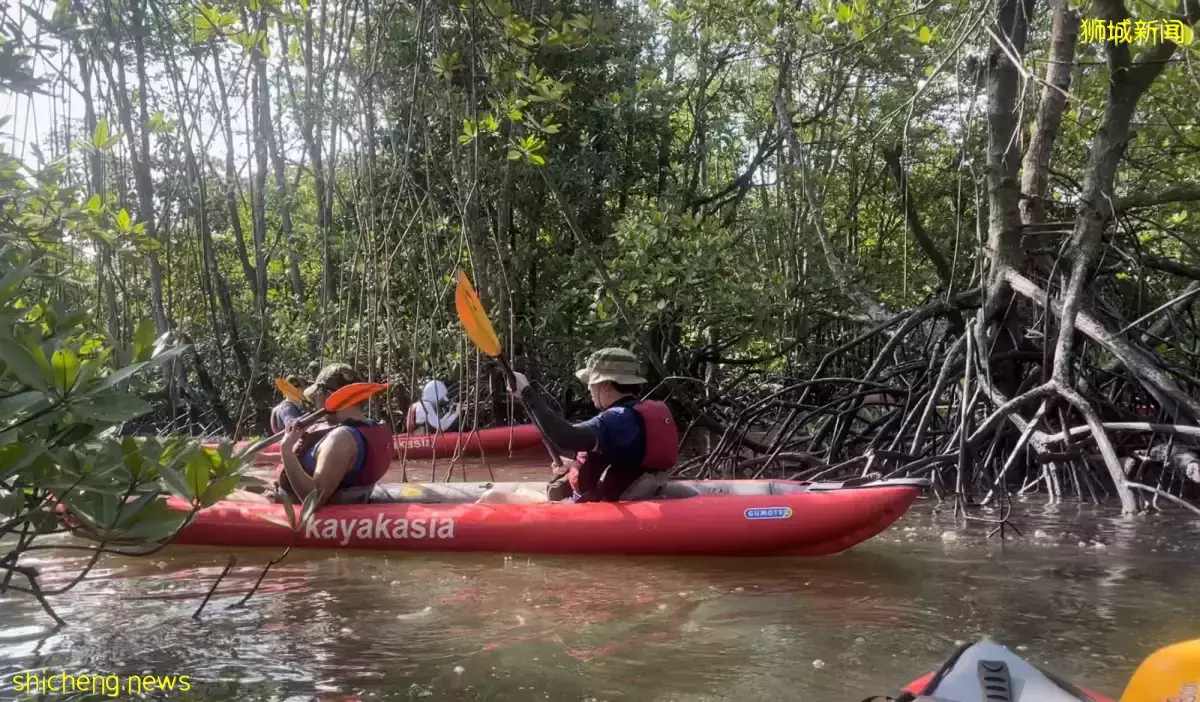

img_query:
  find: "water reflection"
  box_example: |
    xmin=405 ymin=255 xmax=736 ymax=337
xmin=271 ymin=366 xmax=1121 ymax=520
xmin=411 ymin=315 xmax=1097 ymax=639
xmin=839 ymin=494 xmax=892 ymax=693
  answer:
xmin=2 ymin=475 xmax=1198 ymax=701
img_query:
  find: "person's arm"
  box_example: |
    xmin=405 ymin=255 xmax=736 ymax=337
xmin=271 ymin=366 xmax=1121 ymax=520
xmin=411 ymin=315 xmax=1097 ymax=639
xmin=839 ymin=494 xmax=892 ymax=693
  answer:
xmin=279 ymin=426 xmax=358 ymax=505
xmin=518 ymin=384 xmax=598 ymax=453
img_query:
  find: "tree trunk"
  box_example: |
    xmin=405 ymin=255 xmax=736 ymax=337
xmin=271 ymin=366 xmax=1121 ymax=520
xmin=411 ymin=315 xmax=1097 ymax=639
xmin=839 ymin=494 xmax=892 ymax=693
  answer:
xmin=1019 ymin=0 xmax=1080 ymax=226
xmin=210 ymin=44 xmax=260 ymax=300
xmin=249 ymin=6 xmax=271 ymax=310
xmin=977 ymin=0 xmax=1037 ymax=397
xmin=73 ymin=45 xmax=119 ymax=343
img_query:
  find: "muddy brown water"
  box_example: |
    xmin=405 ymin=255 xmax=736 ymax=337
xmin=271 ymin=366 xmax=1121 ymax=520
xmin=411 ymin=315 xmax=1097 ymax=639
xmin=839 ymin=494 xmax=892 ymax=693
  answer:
xmin=2 ymin=456 xmax=1198 ymax=701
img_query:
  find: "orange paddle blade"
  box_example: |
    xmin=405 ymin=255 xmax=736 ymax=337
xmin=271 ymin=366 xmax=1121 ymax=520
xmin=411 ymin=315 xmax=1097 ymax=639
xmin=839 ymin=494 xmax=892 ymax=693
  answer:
xmin=455 ymin=270 xmax=502 ymax=358
xmin=325 ymin=382 xmax=389 ymax=412
xmin=275 ymin=377 xmax=308 ymax=405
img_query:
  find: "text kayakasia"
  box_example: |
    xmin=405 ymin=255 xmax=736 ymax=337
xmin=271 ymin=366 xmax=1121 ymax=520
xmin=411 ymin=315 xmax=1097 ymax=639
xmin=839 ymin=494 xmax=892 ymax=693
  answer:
xmin=10 ymin=671 xmax=191 ymax=697
xmin=304 ymin=515 xmax=456 ymax=545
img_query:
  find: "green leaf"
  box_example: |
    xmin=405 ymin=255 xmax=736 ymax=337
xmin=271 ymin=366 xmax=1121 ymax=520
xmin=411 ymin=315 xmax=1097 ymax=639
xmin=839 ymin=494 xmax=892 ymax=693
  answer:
xmin=299 ymin=0 xmax=309 ymax=11
xmin=835 ymin=2 xmax=852 ymax=22
xmin=51 ymin=347 xmax=80 ymax=394
xmin=201 ymin=474 xmax=239 ymax=507
xmin=122 ymin=436 xmax=145 ymax=478
xmin=529 ymin=154 xmax=545 ymax=166
xmin=918 ymin=26 xmax=932 ymax=43
xmin=86 ymin=194 xmax=102 ymax=211
xmin=158 ymin=462 xmax=193 ymax=501
xmin=0 ymin=338 xmax=50 ymax=390
xmin=115 ymin=501 xmax=189 ymax=541
xmin=133 ymin=319 xmax=155 ymax=362
xmin=0 ymin=390 xmax=48 ymax=419
xmin=116 ymin=208 xmax=131 ymax=230
xmin=70 ymin=393 xmax=152 ymax=422
xmin=186 ymin=453 xmax=211 ymax=499
xmin=92 ymin=118 xmax=109 ymax=148
xmin=0 ymin=490 xmax=24 ymax=517
xmin=0 ymin=441 xmax=47 ymax=482
xmin=282 ymin=498 xmax=297 ymax=529
xmin=80 ymin=360 xmax=146 ymax=397
xmin=507 ymin=150 xmax=522 ymax=161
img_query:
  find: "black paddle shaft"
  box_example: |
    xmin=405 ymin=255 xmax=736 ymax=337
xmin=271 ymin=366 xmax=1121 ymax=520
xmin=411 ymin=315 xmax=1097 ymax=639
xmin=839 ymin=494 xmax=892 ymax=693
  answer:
xmin=496 ymin=357 xmax=567 ymax=468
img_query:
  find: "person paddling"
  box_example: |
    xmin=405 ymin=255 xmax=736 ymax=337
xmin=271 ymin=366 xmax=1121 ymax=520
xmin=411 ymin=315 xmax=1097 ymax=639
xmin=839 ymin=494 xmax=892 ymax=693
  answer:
xmin=273 ymin=363 xmax=395 ymax=506
xmin=270 ymin=374 xmax=308 ymax=433
xmin=478 ymin=348 xmax=678 ymax=504
xmin=405 ymin=380 xmax=460 ymax=435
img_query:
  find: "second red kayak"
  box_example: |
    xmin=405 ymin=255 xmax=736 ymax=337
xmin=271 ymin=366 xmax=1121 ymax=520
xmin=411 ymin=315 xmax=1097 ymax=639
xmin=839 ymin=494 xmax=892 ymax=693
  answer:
xmin=211 ymin=424 xmax=545 ymax=463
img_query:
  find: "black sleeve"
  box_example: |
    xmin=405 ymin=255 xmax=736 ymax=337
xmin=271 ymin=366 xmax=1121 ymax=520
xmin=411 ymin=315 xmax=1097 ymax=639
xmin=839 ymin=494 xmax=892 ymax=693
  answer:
xmin=519 ymin=385 xmax=597 ymax=453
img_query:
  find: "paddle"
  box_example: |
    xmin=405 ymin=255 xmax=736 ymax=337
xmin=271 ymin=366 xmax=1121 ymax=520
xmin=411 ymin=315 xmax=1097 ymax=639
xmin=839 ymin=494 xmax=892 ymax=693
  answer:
xmin=239 ymin=381 xmax=390 ymax=457
xmin=454 ymin=269 xmax=566 ymax=469
xmin=274 ymin=377 xmax=309 ymax=406
xmin=1119 ymin=638 xmax=1200 ymax=702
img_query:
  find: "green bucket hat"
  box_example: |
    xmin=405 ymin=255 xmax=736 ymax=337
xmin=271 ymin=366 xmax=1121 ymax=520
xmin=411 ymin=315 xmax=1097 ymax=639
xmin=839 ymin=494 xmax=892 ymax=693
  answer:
xmin=304 ymin=362 xmax=362 ymax=401
xmin=574 ymin=348 xmax=647 ymax=386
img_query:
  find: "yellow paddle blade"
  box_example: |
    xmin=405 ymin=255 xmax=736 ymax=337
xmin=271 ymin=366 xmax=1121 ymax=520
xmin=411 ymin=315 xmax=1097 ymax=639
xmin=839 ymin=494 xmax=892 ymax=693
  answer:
xmin=455 ymin=269 xmax=502 ymax=358
xmin=275 ymin=377 xmax=307 ymax=405
xmin=1120 ymin=639 xmax=1200 ymax=702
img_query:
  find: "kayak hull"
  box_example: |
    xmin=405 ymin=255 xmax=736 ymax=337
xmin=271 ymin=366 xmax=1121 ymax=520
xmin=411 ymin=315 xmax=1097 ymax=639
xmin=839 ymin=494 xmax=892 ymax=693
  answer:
xmin=212 ymin=424 xmax=546 ymax=463
xmin=167 ymin=479 xmax=924 ymax=556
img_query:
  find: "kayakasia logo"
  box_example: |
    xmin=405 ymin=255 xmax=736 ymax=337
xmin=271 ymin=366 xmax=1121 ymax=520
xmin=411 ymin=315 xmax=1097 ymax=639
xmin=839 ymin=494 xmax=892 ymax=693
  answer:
xmin=396 ymin=435 xmax=438 ymax=449
xmin=744 ymin=507 xmax=793 ymax=520
xmin=304 ymin=514 xmax=456 ymax=544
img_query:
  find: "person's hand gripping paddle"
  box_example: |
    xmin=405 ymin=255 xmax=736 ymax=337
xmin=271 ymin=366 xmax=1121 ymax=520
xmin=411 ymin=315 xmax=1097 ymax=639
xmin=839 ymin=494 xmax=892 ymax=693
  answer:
xmin=239 ymin=381 xmax=390 ymax=457
xmin=454 ymin=270 xmax=566 ymax=469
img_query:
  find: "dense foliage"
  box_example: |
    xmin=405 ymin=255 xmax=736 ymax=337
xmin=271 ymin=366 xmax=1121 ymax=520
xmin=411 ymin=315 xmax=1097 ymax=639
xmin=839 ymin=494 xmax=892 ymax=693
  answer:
xmin=3 ymin=0 xmax=1200 ymax=513
xmin=0 ymin=133 xmax=248 ymax=622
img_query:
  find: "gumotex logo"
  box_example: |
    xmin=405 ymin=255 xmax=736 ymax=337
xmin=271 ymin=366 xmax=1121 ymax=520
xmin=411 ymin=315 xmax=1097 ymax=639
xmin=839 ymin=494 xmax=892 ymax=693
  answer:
xmin=744 ymin=507 xmax=793 ymax=520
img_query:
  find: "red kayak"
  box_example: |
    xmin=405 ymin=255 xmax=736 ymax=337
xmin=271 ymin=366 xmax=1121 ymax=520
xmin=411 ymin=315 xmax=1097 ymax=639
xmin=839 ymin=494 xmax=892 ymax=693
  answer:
xmin=167 ymin=478 xmax=925 ymax=556
xmin=210 ymin=424 xmax=545 ymax=464
xmin=868 ymin=638 xmax=1111 ymax=702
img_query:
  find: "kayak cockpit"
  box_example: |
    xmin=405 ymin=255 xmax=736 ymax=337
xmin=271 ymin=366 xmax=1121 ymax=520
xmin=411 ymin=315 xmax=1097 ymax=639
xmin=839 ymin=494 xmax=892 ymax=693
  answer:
xmin=323 ymin=477 xmax=930 ymax=505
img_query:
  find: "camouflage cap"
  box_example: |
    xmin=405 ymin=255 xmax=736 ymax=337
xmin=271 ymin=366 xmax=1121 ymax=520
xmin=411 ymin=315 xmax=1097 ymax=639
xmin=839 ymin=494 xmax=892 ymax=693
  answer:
xmin=574 ymin=348 xmax=647 ymax=386
xmin=304 ymin=363 xmax=361 ymax=401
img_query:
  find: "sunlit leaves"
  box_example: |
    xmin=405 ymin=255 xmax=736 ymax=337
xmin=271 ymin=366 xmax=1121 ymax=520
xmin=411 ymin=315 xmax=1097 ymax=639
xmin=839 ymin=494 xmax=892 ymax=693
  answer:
xmin=147 ymin=111 xmax=175 ymax=134
xmin=50 ymin=347 xmax=79 ymax=394
xmin=190 ymin=4 xmax=238 ymax=43
xmin=434 ymin=52 xmax=464 ymax=81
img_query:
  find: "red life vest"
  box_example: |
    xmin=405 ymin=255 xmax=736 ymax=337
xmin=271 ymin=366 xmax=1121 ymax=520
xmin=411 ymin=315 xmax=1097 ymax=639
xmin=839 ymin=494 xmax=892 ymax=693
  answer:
xmin=276 ymin=419 xmax=395 ymax=491
xmin=566 ymin=399 xmax=678 ymax=494
xmin=634 ymin=400 xmax=678 ymax=471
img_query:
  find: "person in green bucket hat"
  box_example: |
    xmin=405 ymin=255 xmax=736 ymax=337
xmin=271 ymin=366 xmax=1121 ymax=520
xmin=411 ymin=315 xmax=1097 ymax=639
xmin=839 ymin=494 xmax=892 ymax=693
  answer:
xmin=478 ymin=348 xmax=679 ymax=504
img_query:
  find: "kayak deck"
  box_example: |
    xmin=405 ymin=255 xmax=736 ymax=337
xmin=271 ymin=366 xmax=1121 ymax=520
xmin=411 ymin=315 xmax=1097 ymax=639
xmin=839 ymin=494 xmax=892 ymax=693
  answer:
xmin=168 ymin=478 xmax=927 ymax=557
xmin=213 ymin=423 xmax=546 ymax=463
